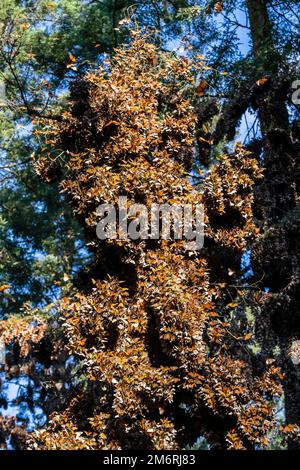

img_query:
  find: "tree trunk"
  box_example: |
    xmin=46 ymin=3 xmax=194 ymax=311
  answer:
xmin=246 ymin=0 xmax=300 ymax=448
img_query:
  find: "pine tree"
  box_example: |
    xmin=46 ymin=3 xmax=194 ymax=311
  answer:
xmin=15 ymin=34 xmax=284 ymax=450
xmin=172 ymin=0 xmax=300 ymax=447
xmin=0 ymin=0 xmax=133 ymax=315
xmin=0 ymin=0 xmax=299 ymax=451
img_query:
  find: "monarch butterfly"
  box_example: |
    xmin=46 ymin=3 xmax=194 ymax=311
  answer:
xmin=256 ymin=77 xmax=270 ymax=87
xmin=195 ymin=79 xmax=208 ymax=96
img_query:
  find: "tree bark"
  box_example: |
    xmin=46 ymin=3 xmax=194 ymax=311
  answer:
xmin=246 ymin=0 xmax=300 ymax=448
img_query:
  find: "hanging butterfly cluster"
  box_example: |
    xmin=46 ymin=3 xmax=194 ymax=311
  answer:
xmin=1 ymin=34 xmax=285 ymax=450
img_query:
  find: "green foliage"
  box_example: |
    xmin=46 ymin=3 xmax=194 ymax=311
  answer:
xmin=0 ymin=0 xmax=131 ymax=315
xmin=0 ymin=0 xmax=299 ymax=450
